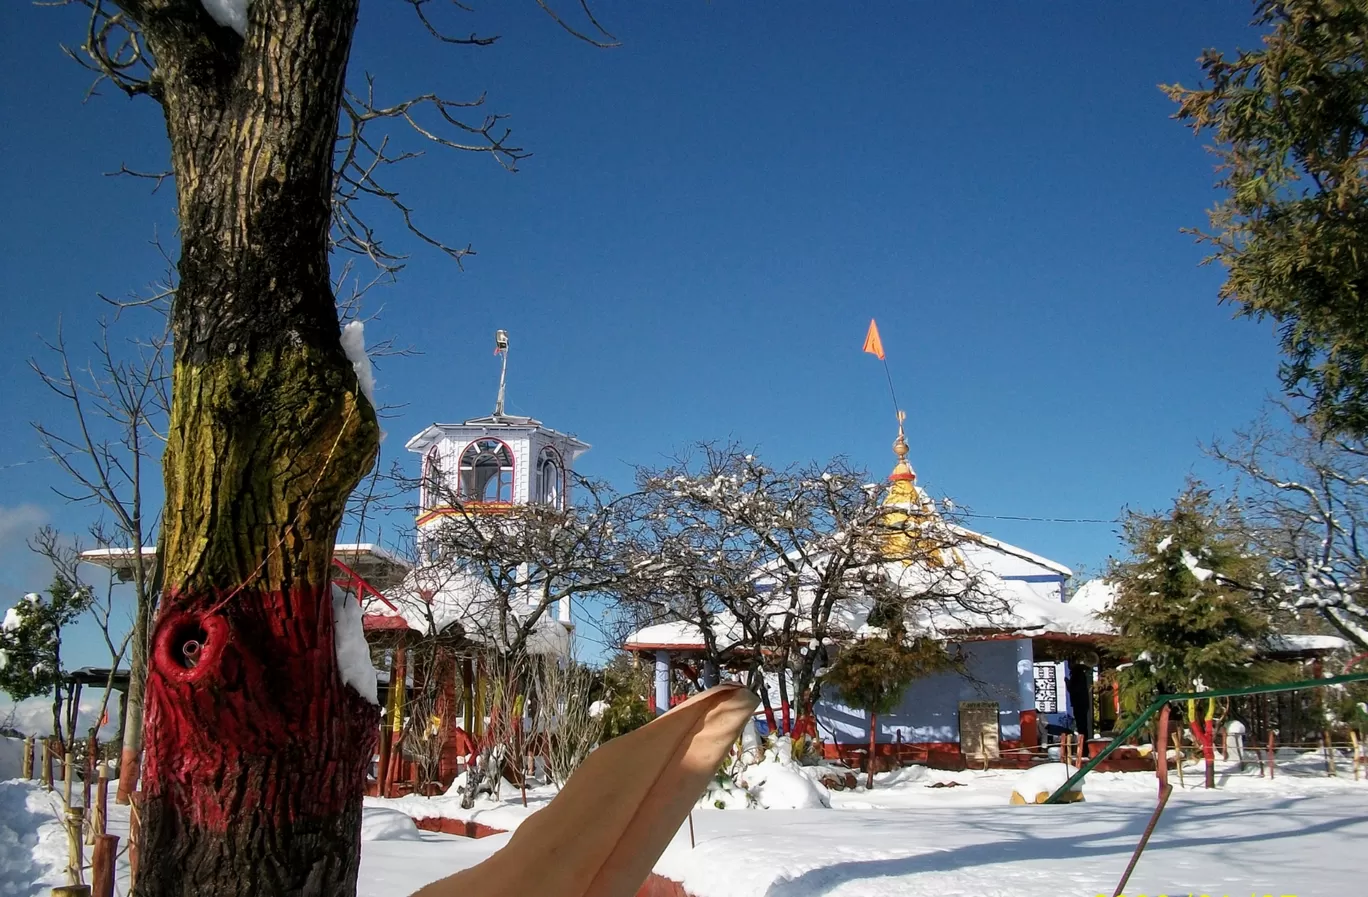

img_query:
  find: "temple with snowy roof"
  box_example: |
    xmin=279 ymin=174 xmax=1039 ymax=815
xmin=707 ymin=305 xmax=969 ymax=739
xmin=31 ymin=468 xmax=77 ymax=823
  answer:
xmin=622 ymin=427 xmax=1119 ymax=768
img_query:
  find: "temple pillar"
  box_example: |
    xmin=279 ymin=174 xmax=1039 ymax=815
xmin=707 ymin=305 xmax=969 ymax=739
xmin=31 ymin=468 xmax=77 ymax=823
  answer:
xmin=654 ymin=650 xmax=671 ymax=716
xmin=1016 ymin=639 xmax=1039 ymax=750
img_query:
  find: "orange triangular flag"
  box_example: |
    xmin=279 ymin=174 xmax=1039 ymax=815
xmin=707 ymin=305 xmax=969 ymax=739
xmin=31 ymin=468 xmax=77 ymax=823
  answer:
xmin=862 ymin=319 xmax=885 ymax=360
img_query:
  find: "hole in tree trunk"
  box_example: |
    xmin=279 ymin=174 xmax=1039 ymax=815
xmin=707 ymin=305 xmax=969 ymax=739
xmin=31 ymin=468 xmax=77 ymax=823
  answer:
xmin=173 ymin=623 xmax=209 ymax=670
xmin=155 ymin=613 xmax=225 ymax=681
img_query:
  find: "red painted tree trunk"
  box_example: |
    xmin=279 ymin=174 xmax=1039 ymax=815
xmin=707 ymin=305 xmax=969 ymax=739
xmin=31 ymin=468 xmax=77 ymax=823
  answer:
xmin=109 ymin=2 xmax=381 ymax=894
xmin=1190 ymin=719 xmax=1216 ymax=789
xmin=866 ymin=711 xmax=878 ymax=790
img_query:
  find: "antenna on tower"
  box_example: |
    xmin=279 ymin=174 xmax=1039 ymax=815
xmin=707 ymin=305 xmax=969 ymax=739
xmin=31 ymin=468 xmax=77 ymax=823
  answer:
xmin=493 ymin=329 xmax=510 ymax=417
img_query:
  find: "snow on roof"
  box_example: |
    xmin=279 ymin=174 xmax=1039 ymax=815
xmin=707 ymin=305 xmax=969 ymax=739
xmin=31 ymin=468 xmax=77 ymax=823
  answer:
xmin=623 ymin=620 xmax=709 ymax=650
xmin=1068 ymin=578 xmax=1118 ymax=614
xmin=622 ymin=616 xmax=749 ymax=651
xmin=405 ymin=419 xmax=591 ymax=455
xmin=948 ymin=525 xmax=1073 ymax=577
xmin=365 ymin=566 xmax=572 ymax=656
xmin=1264 ymin=634 xmax=1351 ymax=655
xmin=79 ymin=546 xmax=157 ymax=561
xmin=948 ymin=576 xmax=1111 ymax=638
xmin=83 ymin=543 xmax=410 ymax=590
xmin=622 ymin=568 xmax=1112 ymax=651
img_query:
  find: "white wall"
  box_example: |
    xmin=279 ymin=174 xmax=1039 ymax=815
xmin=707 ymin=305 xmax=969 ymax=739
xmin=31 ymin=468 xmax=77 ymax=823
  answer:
xmin=815 ymin=639 xmax=1029 ymax=744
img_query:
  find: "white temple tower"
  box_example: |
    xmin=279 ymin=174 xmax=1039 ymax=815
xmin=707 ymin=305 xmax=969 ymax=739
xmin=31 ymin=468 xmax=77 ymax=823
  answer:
xmin=403 ymin=331 xmax=590 ymax=624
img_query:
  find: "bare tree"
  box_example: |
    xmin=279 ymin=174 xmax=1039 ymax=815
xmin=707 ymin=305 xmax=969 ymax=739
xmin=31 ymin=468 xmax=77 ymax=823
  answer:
xmin=30 ymin=298 xmax=169 ymax=801
xmin=623 ymin=442 xmax=1002 ymax=732
xmin=46 ymin=1 xmax=615 ymax=893
xmin=30 ymin=526 xmax=136 ymax=744
xmin=397 ymin=643 xmax=457 ymax=794
xmin=412 ymin=474 xmax=632 ymax=659
xmin=1211 ymin=404 xmax=1368 ymax=649
xmin=529 ymin=650 xmax=599 ymax=788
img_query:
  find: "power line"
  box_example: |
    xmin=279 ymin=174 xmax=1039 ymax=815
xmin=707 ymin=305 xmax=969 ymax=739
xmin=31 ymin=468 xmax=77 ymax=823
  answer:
xmin=958 ymin=511 xmax=1118 ymax=525
xmin=0 ymin=455 xmax=64 ymax=472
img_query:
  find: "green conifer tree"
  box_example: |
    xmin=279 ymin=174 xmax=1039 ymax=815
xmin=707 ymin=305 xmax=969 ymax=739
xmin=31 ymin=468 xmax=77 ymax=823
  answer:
xmin=825 ymin=623 xmax=954 ymax=788
xmin=1104 ymin=483 xmax=1281 ymax=787
xmin=0 ymin=575 xmax=94 ymax=746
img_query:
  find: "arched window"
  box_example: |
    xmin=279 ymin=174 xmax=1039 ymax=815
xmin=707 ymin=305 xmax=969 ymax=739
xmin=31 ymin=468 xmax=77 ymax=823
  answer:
xmin=538 ymin=446 xmax=564 ymax=508
xmin=458 ymin=438 xmax=514 ymax=503
xmin=421 ymin=445 xmax=443 ymax=509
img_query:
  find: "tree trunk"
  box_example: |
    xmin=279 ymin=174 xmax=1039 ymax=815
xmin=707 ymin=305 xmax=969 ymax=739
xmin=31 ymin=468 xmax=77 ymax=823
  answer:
xmin=115 ymin=3 xmax=381 ymax=895
xmin=866 ymin=711 xmax=877 ymax=790
xmin=118 ymin=554 xmax=158 ymax=804
xmin=52 ymin=683 xmax=65 ymax=751
xmin=116 ymin=613 xmax=146 ymax=803
xmin=777 ymin=672 xmax=791 ymax=735
xmin=1190 ymin=720 xmax=1216 ymax=790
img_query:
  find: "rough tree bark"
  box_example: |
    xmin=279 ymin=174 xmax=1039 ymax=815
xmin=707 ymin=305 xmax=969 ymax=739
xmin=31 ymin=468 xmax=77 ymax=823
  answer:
xmin=108 ymin=2 xmax=382 ymax=895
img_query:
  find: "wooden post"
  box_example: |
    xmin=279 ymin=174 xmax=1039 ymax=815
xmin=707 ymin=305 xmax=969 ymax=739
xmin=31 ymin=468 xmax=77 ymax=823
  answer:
xmin=95 ymin=767 xmax=109 ymax=836
xmin=1267 ymin=730 xmax=1276 ymax=780
xmin=63 ymin=751 xmax=75 ymax=809
xmin=1154 ymin=704 xmax=1171 ymax=795
xmin=22 ymin=736 xmax=35 ymax=780
xmin=91 ymin=834 xmax=118 ymax=897
xmin=384 ymin=638 xmax=408 ymax=797
xmin=83 ymin=735 xmax=97 ymax=811
xmin=65 ymin=806 xmax=84 ymax=885
xmin=43 ymin=738 xmax=55 ymax=791
xmin=1171 ymin=732 xmax=1185 ymax=788
xmin=128 ymin=795 xmax=140 ymax=884
xmin=1323 ymin=730 xmax=1337 ymax=776
xmin=375 ymin=718 xmax=392 ymax=799
xmin=1349 ymin=730 xmax=1361 ymax=781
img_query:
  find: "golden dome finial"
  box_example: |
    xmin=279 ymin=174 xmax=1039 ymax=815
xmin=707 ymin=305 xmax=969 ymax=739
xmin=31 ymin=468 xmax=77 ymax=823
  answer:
xmin=888 ymin=412 xmax=915 ymax=487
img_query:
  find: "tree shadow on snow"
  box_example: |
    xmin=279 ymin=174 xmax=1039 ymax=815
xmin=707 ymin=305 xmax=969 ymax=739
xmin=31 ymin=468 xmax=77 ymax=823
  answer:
xmin=0 ymin=782 xmax=54 ymax=897
xmin=760 ymin=799 xmax=1365 ymax=897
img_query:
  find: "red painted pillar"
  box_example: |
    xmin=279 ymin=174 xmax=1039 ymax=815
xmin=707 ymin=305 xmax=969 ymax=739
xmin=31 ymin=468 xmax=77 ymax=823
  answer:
xmin=1020 ymin=709 xmax=1039 ymax=751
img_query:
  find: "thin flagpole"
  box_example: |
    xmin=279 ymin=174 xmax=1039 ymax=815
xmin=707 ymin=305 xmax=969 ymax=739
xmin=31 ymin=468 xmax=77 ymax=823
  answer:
xmin=864 ymin=319 xmax=903 ymax=431
xmin=881 ymin=356 xmax=901 ymax=430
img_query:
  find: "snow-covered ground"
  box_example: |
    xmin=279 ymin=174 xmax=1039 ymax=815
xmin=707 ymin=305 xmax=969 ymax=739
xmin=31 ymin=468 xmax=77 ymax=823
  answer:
xmin=2 ymin=744 xmax=1364 ymax=896
xmin=364 ymin=752 xmax=1368 ymax=897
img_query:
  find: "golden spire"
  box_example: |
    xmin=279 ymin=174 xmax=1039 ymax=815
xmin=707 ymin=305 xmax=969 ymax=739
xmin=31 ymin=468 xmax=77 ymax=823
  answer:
xmin=885 ymin=412 xmax=918 ymax=505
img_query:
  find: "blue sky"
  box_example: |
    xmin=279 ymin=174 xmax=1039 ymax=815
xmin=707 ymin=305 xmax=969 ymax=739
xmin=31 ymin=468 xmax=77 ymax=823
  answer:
xmin=1 ymin=1 xmax=1282 ymax=668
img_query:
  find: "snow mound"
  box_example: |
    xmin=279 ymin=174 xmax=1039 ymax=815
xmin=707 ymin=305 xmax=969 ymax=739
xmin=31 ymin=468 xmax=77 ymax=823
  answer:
xmin=360 ymin=807 xmax=422 ymax=841
xmin=332 ymin=585 xmax=379 ymax=705
xmin=877 ymin=764 xmax=930 ymax=787
xmin=738 ymin=755 xmax=831 ymax=810
xmin=697 ymin=774 xmax=753 ymax=810
xmin=200 ymin=0 xmax=248 ymax=36
xmin=1010 ymin=763 xmax=1083 ymax=805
